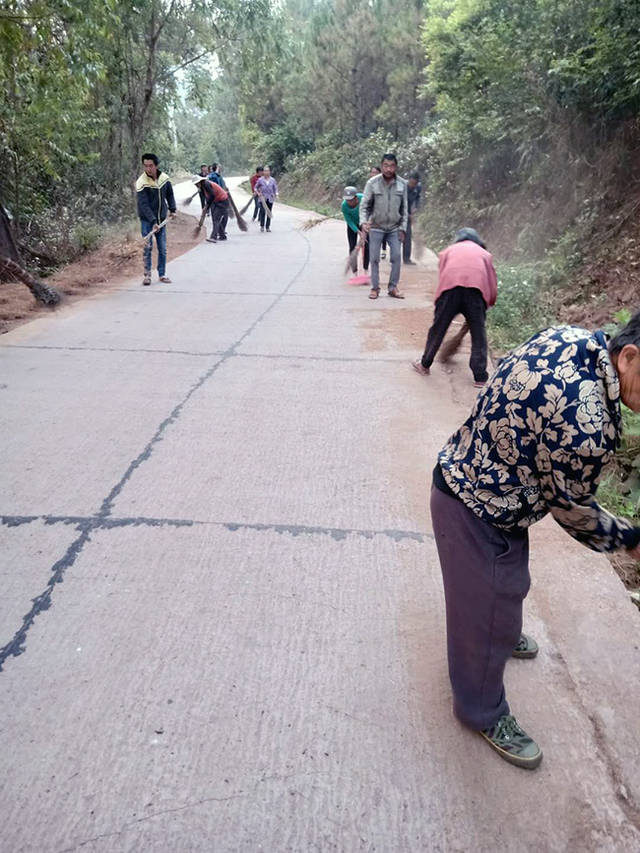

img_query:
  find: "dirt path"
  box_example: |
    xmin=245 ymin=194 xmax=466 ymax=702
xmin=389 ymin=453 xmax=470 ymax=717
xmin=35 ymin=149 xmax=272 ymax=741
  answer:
xmin=0 ymin=207 xmax=203 ymax=335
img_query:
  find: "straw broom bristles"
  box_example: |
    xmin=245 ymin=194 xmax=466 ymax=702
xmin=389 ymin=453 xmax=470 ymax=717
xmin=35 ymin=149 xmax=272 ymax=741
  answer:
xmin=239 ymin=197 xmax=254 ymax=216
xmin=301 ymin=216 xmax=332 ymax=231
xmin=227 ymin=193 xmax=248 ymax=232
xmin=192 ymin=207 xmax=208 ymax=238
xmin=439 ymin=322 xmax=470 ymax=362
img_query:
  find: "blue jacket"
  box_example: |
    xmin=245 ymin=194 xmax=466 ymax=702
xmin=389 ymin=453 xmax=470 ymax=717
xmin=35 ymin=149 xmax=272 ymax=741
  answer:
xmin=438 ymin=325 xmax=640 ymax=552
xmin=136 ymin=170 xmax=176 ymax=224
xmin=207 ymin=171 xmax=227 ymax=190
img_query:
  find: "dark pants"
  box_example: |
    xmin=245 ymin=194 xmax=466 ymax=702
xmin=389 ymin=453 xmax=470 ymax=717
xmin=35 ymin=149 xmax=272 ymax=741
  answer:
xmin=258 ymin=200 xmax=273 ymax=230
xmin=420 ymin=286 xmax=489 ymax=382
xmin=403 ymin=215 xmax=413 ymax=262
xmin=347 ymin=226 xmax=369 ymax=271
xmin=430 ymin=485 xmax=530 ymax=731
xmin=210 ymin=200 xmax=229 ymax=239
xmin=253 ymin=196 xmax=261 ymax=220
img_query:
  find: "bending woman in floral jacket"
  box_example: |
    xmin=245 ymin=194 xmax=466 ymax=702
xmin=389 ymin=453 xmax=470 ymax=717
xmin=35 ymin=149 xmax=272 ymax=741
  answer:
xmin=431 ymin=312 xmax=640 ymax=770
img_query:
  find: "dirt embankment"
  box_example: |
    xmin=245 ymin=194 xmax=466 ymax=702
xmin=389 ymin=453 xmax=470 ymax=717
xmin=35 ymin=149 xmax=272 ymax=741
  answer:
xmin=0 ymin=210 xmax=202 ymax=334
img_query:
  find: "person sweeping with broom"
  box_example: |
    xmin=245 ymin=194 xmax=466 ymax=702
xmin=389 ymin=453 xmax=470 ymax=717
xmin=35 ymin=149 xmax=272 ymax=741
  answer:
xmin=431 ymin=310 xmax=640 ymax=770
xmin=190 ymin=176 xmax=229 ymax=243
xmin=254 ymin=165 xmax=278 ymax=232
xmin=136 ymin=153 xmax=176 ymax=286
xmin=412 ymin=227 xmax=497 ymax=386
xmin=342 ymin=186 xmax=369 ymax=279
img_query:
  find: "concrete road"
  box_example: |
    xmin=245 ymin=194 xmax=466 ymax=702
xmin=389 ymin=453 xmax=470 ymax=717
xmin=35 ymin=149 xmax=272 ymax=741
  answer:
xmin=1 ymin=179 xmax=640 ymax=852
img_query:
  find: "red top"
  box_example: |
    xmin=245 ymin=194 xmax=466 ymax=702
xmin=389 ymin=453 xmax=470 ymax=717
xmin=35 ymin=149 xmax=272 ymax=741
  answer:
xmin=250 ymin=173 xmax=260 ymax=191
xmin=435 ymin=240 xmax=498 ymax=307
xmin=201 ymin=179 xmax=228 ymax=203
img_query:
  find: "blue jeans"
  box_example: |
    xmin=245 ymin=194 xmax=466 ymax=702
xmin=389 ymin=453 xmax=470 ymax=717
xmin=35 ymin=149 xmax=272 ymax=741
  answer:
xmin=368 ymin=229 xmax=401 ymax=291
xmin=141 ymin=220 xmax=167 ymax=277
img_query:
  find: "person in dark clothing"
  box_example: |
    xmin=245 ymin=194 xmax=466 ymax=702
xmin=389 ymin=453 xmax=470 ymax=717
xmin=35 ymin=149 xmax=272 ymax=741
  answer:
xmin=136 ymin=152 xmax=176 ymax=285
xmin=198 ymin=164 xmax=209 ymax=209
xmin=193 ymin=176 xmax=229 ymax=242
xmin=207 ymin=164 xmax=228 ymax=236
xmin=250 ymin=166 xmax=264 ymax=221
xmin=208 ymin=163 xmax=227 ymax=189
xmin=404 ymin=172 xmax=422 ymax=264
xmin=412 ymin=228 xmax=497 ymax=384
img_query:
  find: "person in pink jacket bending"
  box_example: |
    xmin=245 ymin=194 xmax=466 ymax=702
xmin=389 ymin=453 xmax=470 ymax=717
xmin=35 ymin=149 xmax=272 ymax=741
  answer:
xmin=412 ymin=228 xmax=497 ymax=386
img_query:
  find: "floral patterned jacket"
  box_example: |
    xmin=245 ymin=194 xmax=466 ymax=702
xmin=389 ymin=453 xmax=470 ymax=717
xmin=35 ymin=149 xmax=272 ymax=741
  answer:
xmin=438 ymin=325 xmax=640 ymax=552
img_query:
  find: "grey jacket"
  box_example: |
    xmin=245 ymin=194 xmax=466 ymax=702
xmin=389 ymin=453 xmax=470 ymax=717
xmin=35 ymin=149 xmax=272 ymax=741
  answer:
xmin=359 ymin=174 xmax=408 ymax=232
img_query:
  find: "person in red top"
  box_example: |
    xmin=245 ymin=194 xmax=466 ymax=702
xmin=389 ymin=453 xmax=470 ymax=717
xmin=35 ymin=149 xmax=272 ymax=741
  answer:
xmin=250 ymin=166 xmax=264 ymax=221
xmin=193 ymin=176 xmax=229 ymax=243
xmin=412 ymin=228 xmax=498 ymax=385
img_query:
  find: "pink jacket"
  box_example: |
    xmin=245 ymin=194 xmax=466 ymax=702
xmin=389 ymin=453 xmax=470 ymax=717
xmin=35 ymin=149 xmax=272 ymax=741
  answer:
xmin=435 ymin=240 xmax=498 ymax=307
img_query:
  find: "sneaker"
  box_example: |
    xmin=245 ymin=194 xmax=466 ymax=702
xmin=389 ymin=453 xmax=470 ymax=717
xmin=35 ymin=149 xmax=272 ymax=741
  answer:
xmin=512 ymin=633 xmax=539 ymax=659
xmin=404 ymin=259 xmax=417 ymax=265
xmin=260 ymin=227 xmax=264 ymax=232
xmin=206 ymin=237 xmax=217 ymax=243
xmin=480 ymin=715 xmax=542 ymax=769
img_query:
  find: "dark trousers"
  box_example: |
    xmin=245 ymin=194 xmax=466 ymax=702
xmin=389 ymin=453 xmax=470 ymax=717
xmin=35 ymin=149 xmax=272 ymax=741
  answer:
xmin=210 ymin=200 xmax=229 ymax=239
xmin=430 ymin=485 xmax=530 ymax=731
xmin=347 ymin=226 xmax=369 ymax=271
xmin=252 ymin=196 xmax=261 ymax=220
xmin=258 ymin=200 xmax=273 ymax=229
xmin=403 ymin=215 xmax=413 ymax=262
xmin=421 ymin=286 xmax=489 ymax=382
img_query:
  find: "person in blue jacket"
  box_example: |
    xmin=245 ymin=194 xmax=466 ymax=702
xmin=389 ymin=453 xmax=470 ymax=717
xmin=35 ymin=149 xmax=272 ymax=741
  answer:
xmin=136 ymin=153 xmax=176 ymax=286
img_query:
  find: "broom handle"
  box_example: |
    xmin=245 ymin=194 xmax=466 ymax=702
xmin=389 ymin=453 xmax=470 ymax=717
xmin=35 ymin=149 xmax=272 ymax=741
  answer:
xmin=258 ymin=196 xmax=273 ymax=220
xmin=141 ymin=217 xmax=169 ymax=244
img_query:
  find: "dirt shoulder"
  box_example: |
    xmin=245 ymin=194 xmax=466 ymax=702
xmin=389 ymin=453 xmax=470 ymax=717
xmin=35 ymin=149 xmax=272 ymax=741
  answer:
xmin=0 ymin=210 xmax=203 ymax=335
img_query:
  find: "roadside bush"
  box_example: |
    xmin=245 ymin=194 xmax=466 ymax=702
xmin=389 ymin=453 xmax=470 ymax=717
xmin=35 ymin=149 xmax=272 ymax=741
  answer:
xmin=598 ymin=308 xmax=640 ymax=525
xmin=278 ymin=130 xmax=434 ymax=211
xmin=487 ymin=263 xmax=553 ymax=352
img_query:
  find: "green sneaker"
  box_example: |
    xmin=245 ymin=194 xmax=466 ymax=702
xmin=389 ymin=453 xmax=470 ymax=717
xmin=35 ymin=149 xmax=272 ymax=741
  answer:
xmin=480 ymin=715 xmax=543 ymax=769
xmin=512 ymin=633 xmax=539 ymax=659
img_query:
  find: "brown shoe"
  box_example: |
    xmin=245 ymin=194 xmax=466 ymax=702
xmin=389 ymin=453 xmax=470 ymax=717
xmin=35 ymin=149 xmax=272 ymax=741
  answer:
xmin=369 ymin=289 xmax=379 ymax=299
xmin=388 ymin=286 xmax=405 ymax=299
xmin=159 ymin=276 xmax=172 ymax=283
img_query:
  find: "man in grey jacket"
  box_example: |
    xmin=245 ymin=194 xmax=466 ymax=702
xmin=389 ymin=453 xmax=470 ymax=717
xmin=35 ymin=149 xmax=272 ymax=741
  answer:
xmin=360 ymin=153 xmax=408 ymax=299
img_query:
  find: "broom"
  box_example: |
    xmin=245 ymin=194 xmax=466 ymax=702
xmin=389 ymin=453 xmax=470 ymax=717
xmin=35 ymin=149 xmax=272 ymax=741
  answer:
xmin=141 ymin=218 xmax=169 ymax=244
xmin=439 ymin=321 xmax=470 ymax=362
xmin=344 ymin=233 xmax=367 ymax=274
xmin=301 ymin=215 xmax=332 ymax=231
xmin=259 ymin=197 xmax=273 ymax=221
xmin=347 ymin=241 xmax=370 ymax=286
xmin=192 ymin=205 xmax=209 ymax=238
xmin=239 ymin=196 xmax=255 ymax=217
xmin=227 ymin=192 xmax=248 ymax=232
xmin=183 ymin=192 xmax=199 ymax=207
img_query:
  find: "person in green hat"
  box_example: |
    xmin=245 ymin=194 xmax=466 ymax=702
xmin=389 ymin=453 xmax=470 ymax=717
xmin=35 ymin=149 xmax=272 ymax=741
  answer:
xmin=341 ymin=186 xmax=369 ymax=274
